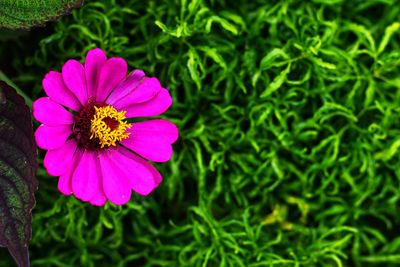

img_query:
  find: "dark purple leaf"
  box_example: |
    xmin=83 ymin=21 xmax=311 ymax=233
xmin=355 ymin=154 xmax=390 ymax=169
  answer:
xmin=0 ymin=81 xmax=37 ymax=267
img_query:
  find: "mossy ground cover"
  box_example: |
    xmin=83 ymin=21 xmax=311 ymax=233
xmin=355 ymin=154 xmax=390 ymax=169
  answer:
xmin=1 ymin=0 xmax=400 ymax=266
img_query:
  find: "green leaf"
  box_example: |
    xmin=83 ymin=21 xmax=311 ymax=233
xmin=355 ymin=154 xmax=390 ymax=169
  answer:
xmin=260 ymin=48 xmax=290 ymax=70
xmin=378 ymin=22 xmax=400 ymax=55
xmin=0 ymin=81 xmax=37 ymax=267
xmin=197 ymin=46 xmax=227 ymax=70
xmin=310 ymin=56 xmax=337 ymax=70
xmin=205 ymin=16 xmax=239 ymax=35
xmin=187 ymin=48 xmax=203 ymax=90
xmin=375 ymin=138 xmax=400 ymax=161
xmin=0 ymin=0 xmax=83 ymax=29
xmin=313 ymin=102 xmax=358 ymax=123
xmin=261 ymin=64 xmax=291 ymax=98
xmin=346 ymin=23 xmax=376 ymax=54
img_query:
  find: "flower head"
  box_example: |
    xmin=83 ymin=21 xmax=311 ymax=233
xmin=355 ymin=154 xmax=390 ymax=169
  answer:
xmin=33 ymin=48 xmax=178 ymax=205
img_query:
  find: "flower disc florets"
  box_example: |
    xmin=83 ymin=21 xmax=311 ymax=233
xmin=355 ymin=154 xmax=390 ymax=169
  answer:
xmin=73 ymin=100 xmax=131 ymax=150
xmin=90 ymin=105 xmax=131 ymax=148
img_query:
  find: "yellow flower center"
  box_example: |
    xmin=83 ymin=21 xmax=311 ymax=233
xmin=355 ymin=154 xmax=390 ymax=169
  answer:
xmin=90 ymin=105 xmax=131 ymax=148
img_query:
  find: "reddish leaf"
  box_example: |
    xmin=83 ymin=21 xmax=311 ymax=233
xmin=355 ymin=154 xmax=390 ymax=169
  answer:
xmin=0 ymin=81 xmax=37 ymax=267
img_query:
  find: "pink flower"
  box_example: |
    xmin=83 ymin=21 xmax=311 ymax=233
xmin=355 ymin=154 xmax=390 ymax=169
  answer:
xmin=33 ymin=48 xmax=178 ymax=206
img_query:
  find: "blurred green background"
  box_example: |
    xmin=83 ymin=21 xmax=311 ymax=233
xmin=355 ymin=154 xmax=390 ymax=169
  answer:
xmin=1 ymin=0 xmax=400 ymax=266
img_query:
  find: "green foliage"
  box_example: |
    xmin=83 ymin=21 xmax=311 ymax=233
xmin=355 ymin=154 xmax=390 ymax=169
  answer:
xmin=0 ymin=81 xmax=37 ymax=267
xmin=0 ymin=0 xmax=83 ymax=29
xmin=1 ymin=0 xmax=400 ymax=266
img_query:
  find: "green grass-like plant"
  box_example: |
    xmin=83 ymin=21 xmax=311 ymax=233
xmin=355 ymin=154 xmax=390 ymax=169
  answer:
xmin=1 ymin=0 xmax=400 ymax=266
xmin=0 ymin=0 xmax=83 ymax=29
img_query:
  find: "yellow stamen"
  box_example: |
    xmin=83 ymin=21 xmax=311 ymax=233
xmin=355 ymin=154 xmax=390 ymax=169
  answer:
xmin=90 ymin=105 xmax=131 ymax=148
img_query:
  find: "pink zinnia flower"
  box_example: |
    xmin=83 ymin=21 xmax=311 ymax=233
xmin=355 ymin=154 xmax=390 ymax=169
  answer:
xmin=33 ymin=48 xmax=178 ymax=206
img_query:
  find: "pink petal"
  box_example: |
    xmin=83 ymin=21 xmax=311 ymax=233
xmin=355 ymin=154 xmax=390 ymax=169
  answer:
xmin=58 ymin=174 xmax=72 ymax=195
xmin=58 ymin=149 xmax=83 ymax=196
xmin=35 ymin=124 xmax=72 ymax=150
xmin=43 ymin=139 xmax=78 ymax=176
xmin=42 ymin=71 xmax=81 ymax=111
xmin=96 ymin=57 xmax=127 ymax=103
xmin=112 ymin=77 xmax=162 ymax=109
xmin=62 ymin=59 xmax=88 ymax=105
xmin=106 ymin=70 xmax=146 ymax=105
xmin=72 ymin=150 xmax=101 ymax=202
xmin=33 ymin=97 xmax=74 ymax=126
xmin=87 ymin=153 xmax=108 ymax=206
xmin=124 ymin=88 xmax=172 ymax=118
xmin=89 ymin=188 xmax=107 ymax=206
xmin=99 ymin=152 xmax=132 ymax=205
xmin=85 ymin=48 xmax=107 ymax=98
xmin=86 ymin=154 xmax=107 ymax=206
xmin=113 ymin=148 xmax=162 ymax=195
xmin=121 ymin=119 xmax=178 ymax=162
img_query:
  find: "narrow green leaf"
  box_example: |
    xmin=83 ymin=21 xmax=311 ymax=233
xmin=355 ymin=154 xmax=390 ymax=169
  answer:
xmin=260 ymin=48 xmax=290 ymax=70
xmin=261 ymin=64 xmax=291 ymax=98
xmin=0 ymin=81 xmax=37 ymax=267
xmin=188 ymin=0 xmax=202 ymax=15
xmin=346 ymin=23 xmax=376 ymax=53
xmin=187 ymin=48 xmax=203 ymax=90
xmin=154 ymin=20 xmax=169 ymax=33
xmin=361 ymin=255 xmax=400 ymax=263
xmin=205 ymin=16 xmax=238 ymax=35
xmin=375 ymin=138 xmax=400 ymax=161
xmin=197 ymin=46 xmax=227 ymax=70
xmin=0 ymin=0 xmax=83 ymax=29
xmin=378 ymin=22 xmax=400 ymax=55
xmin=314 ymin=102 xmax=358 ymax=123
xmin=364 ymin=78 xmax=375 ymax=107
xmin=311 ymin=56 xmax=337 ymax=70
